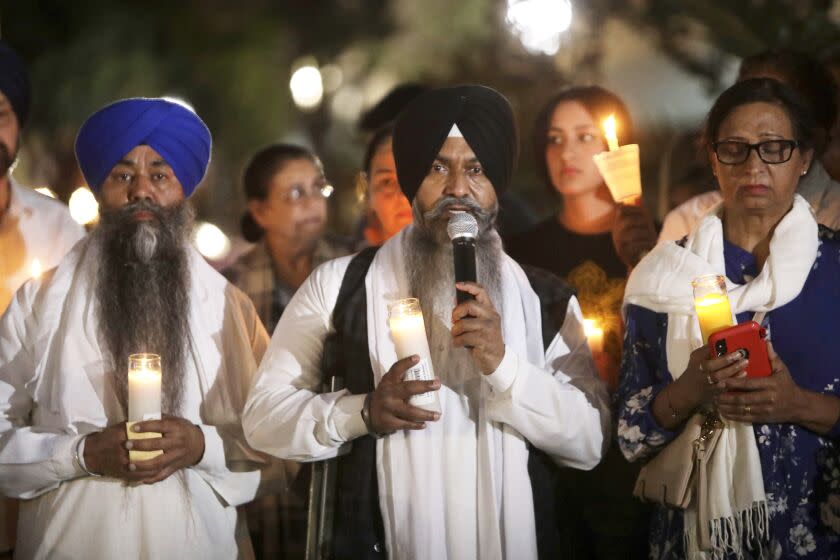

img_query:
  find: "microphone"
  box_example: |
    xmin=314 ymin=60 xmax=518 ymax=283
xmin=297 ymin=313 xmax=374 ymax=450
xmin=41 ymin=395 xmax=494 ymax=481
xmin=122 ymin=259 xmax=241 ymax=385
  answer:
xmin=447 ymin=211 xmax=479 ymax=304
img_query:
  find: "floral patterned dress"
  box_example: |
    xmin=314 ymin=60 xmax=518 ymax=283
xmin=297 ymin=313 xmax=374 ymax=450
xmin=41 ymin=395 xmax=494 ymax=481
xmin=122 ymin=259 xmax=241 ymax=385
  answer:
xmin=617 ymin=230 xmax=840 ymax=559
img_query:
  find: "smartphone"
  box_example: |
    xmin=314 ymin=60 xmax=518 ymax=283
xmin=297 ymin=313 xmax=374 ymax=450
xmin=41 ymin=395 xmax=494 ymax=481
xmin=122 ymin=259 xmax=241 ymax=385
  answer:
xmin=707 ymin=321 xmax=772 ymax=378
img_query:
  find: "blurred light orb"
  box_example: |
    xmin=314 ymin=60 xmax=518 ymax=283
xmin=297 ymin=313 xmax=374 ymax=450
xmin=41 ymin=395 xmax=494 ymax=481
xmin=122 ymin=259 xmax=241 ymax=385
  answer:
xmin=506 ymin=0 xmax=572 ymax=56
xmin=34 ymin=186 xmax=57 ymax=199
xmin=290 ymin=66 xmax=324 ymax=110
xmin=330 ymin=86 xmax=365 ymax=122
xmin=321 ymin=184 xmax=335 ymax=199
xmin=69 ymin=187 xmax=99 ymax=225
xmin=193 ymin=221 xmax=231 ymax=260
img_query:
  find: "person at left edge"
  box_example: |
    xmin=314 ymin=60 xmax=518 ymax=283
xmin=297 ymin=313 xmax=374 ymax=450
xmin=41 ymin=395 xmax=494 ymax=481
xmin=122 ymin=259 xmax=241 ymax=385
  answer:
xmin=0 ymin=38 xmax=86 ymax=559
xmin=0 ymin=98 xmax=270 ymax=560
xmin=243 ymin=84 xmax=609 ymax=560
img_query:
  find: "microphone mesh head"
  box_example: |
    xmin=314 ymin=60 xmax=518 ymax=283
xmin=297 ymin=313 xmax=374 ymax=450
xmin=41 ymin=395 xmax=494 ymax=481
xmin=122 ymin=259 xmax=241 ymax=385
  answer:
xmin=447 ymin=211 xmax=479 ymax=240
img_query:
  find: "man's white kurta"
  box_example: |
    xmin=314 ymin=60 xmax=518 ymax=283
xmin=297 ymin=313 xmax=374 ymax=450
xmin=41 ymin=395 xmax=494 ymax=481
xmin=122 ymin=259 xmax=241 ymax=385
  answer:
xmin=0 ymin=236 xmax=270 ymax=560
xmin=243 ymin=227 xmax=610 ymax=560
xmin=0 ymin=177 xmax=85 ymax=313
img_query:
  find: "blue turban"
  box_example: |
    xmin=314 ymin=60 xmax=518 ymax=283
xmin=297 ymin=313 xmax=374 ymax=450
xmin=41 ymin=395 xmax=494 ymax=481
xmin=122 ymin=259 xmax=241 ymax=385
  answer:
xmin=0 ymin=41 xmax=31 ymax=128
xmin=75 ymin=98 xmax=212 ymax=197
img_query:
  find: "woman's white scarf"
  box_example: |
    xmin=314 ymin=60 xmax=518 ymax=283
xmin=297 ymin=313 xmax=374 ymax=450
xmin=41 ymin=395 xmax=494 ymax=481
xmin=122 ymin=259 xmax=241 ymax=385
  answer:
xmin=624 ymin=194 xmax=818 ymax=558
xmin=364 ymin=226 xmax=546 ymax=560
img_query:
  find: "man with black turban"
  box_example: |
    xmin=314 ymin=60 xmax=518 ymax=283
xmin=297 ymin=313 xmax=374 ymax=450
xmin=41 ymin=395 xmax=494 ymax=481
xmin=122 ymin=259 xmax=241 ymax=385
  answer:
xmin=0 ymin=97 xmax=273 ymax=559
xmin=244 ymin=85 xmax=609 ymax=559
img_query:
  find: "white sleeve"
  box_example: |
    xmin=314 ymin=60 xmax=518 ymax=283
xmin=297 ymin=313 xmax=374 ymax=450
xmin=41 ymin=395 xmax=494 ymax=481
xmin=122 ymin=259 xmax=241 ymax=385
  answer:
xmin=483 ymin=296 xmax=610 ymax=470
xmin=190 ymin=290 xmax=271 ymax=507
xmin=0 ymin=283 xmax=85 ymax=498
xmin=242 ymin=257 xmax=368 ymax=462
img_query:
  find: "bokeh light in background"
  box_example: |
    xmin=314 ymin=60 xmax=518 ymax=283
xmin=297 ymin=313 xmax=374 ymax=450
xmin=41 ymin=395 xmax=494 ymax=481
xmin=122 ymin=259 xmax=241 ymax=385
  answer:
xmin=193 ymin=221 xmax=232 ymax=261
xmin=290 ymin=65 xmax=324 ymax=110
xmin=506 ymin=0 xmax=573 ymax=56
xmin=68 ymin=187 xmax=99 ymax=225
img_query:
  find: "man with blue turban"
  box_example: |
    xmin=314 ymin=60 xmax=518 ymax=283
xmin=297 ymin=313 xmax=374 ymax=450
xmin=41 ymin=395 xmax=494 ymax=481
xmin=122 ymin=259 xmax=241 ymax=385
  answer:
xmin=0 ymin=97 xmax=273 ymax=559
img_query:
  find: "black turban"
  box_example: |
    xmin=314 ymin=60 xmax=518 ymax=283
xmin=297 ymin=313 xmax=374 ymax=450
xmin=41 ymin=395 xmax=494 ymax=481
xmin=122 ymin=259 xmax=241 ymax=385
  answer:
xmin=392 ymin=85 xmax=518 ymax=202
xmin=0 ymin=41 xmax=30 ymax=128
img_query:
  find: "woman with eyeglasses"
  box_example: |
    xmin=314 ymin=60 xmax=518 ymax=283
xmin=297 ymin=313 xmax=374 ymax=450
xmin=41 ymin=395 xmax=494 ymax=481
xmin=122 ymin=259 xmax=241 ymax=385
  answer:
xmin=227 ymin=144 xmax=352 ymax=558
xmin=230 ymin=144 xmax=352 ymax=334
xmin=618 ymin=78 xmax=840 ymax=558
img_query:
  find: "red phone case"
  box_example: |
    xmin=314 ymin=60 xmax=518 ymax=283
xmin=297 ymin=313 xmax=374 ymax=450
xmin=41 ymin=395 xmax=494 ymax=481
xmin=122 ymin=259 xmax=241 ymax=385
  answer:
xmin=707 ymin=321 xmax=772 ymax=378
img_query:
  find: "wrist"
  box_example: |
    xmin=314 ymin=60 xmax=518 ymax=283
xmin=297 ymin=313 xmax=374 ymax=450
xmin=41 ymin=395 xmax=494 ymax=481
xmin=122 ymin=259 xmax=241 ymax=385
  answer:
xmin=76 ymin=434 xmax=102 ymax=477
xmin=192 ymin=423 xmax=206 ymax=465
xmin=790 ymin=386 xmax=812 ymax=425
xmin=360 ymin=393 xmax=379 ymax=437
xmin=669 ymin=377 xmax=698 ymax=414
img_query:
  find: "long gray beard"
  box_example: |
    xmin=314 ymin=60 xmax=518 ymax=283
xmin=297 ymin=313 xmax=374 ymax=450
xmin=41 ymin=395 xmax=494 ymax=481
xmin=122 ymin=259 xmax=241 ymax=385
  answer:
xmin=94 ymin=200 xmax=194 ymax=419
xmin=405 ymin=197 xmax=504 ymax=388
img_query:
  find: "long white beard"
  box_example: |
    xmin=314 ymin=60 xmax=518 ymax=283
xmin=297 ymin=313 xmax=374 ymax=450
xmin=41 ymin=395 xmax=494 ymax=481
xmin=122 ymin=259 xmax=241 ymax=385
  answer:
xmin=404 ymin=224 xmax=504 ymax=390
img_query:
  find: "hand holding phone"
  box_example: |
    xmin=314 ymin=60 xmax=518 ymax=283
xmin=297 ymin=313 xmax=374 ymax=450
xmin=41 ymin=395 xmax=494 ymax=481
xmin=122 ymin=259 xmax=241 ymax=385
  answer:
xmin=708 ymin=321 xmax=771 ymax=378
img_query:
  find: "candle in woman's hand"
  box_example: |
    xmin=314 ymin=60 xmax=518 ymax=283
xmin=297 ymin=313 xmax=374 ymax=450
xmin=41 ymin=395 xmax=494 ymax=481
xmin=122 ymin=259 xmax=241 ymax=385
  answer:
xmin=126 ymin=353 xmax=163 ymax=461
xmin=692 ymin=275 xmax=734 ymax=344
xmin=584 ymin=318 xmax=605 ymax=353
xmin=593 ymin=114 xmax=642 ymax=204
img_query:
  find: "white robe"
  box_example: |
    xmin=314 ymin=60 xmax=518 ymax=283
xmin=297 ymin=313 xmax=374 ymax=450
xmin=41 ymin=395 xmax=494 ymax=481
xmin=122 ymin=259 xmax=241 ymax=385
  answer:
xmin=0 ymin=177 xmax=85 ymax=313
xmin=243 ymin=228 xmax=609 ymax=560
xmin=0 ymin=236 xmax=270 ymax=560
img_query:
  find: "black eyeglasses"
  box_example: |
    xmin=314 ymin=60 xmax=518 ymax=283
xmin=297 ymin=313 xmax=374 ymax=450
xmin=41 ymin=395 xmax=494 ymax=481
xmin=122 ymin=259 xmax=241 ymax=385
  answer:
xmin=711 ymin=140 xmax=799 ymax=165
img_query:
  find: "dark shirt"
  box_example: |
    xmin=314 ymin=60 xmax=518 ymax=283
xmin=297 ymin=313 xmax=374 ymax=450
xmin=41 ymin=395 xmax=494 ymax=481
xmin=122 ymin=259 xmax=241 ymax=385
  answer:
xmin=506 ymin=217 xmax=626 ymax=279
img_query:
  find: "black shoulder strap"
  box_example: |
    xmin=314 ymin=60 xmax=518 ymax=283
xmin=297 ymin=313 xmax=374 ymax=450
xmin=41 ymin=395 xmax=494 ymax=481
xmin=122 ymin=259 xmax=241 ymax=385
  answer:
xmin=333 ymin=246 xmax=380 ymax=328
xmin=321 ymin=246 xmax=380 ymax=392
xmin=520 ymin=264 xmax=576 ymax=351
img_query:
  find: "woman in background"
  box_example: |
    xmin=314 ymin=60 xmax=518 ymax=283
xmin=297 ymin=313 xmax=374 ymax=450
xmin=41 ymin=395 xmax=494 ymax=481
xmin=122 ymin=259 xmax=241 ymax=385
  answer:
xmin=230 ymin=143 xmax=352 ymax=333
xmin=356 ymin=125 xmax=413 ymax=247
xmin=507 ymin=85 xmax=657 ymax=559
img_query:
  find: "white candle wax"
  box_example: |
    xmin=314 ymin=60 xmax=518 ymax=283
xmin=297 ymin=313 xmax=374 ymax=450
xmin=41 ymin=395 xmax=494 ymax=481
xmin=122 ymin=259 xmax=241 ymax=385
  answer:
xmin=388 ymin=299 xmax=441 ymax=413
xmin=126 ymin=355 xmax=163 ymax=461
xmin=128 ymin=366 xmax=162 ymax=422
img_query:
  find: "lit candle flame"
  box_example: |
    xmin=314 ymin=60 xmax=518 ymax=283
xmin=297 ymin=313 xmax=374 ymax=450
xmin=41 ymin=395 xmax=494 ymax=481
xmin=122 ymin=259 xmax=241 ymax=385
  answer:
xmin=602 ymin=114 xmax=620 ymax=151
xmin=583 ymin=318 xmax=604 ymax=353
xmin=30 ymin=259 xmax=42 ymax=279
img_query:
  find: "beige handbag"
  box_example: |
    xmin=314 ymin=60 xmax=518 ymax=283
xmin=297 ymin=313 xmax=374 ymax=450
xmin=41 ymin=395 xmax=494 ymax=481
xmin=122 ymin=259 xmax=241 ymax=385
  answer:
xmin=633 ymin=411 xmax=723 ymax=508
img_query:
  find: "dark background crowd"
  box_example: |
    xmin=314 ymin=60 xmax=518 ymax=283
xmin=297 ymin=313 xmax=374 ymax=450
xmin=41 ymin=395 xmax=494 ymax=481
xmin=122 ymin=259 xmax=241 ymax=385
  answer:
xmin=6 ymin=0 xmax=840 ymax=244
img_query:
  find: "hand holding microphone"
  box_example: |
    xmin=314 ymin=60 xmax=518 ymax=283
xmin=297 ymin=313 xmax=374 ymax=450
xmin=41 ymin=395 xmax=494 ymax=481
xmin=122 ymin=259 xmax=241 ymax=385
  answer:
xmin=447 ymin=212 xmax=478 ymax=303
xmin=447 ymin=212 xmax=505 ymax=374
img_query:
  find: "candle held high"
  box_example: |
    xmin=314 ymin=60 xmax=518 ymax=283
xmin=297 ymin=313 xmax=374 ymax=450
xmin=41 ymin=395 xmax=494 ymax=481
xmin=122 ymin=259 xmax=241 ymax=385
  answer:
xmin=592 ymin=114 xmax=643 ymax=205
xmin=126 ymin=353 xmax=163 ymax=462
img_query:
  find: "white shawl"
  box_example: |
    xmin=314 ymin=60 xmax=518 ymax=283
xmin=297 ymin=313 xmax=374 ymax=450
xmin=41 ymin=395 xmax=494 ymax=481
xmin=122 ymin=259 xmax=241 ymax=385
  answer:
xmin=365 ymin=228 xmax=546 ymax=560
xmin=624 ymin=194 xmax=818 ymax=558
